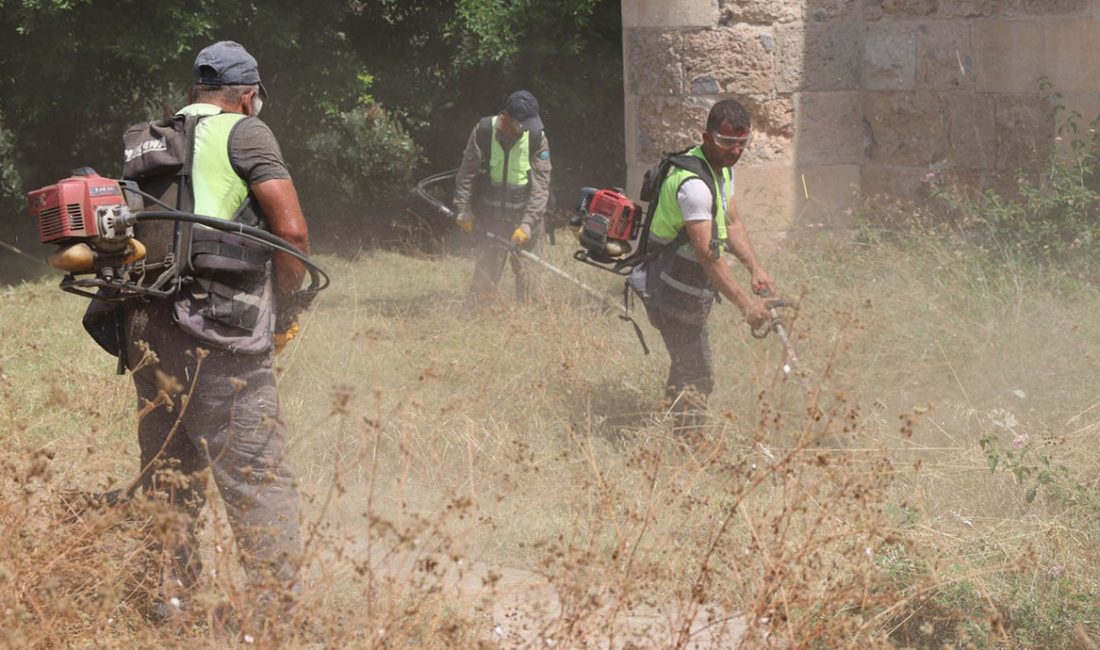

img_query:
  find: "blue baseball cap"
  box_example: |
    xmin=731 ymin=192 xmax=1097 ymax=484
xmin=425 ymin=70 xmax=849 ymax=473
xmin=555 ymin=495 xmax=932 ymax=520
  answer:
xmin=504 ymin=90 xmax=543 ymax=132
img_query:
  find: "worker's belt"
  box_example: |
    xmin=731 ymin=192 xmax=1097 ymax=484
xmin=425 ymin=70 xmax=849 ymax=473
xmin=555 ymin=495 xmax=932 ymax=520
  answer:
xmin=190 ymin=239 xmax=270 ymax=265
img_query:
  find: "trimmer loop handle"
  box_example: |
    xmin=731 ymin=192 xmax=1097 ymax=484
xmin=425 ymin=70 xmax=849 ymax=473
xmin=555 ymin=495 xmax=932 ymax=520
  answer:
xmin=751 ymin=285 xmax=794 ymax=339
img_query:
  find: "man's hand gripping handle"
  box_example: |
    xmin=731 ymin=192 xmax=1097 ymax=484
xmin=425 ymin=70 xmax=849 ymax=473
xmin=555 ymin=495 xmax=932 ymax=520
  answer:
xmin=752 ymin=286 xmax=799 ymax=377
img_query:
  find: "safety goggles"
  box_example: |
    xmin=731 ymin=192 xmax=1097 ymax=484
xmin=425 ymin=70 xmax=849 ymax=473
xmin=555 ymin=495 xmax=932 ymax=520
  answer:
xmin=710 ymin=130 xmax=753 ymax=150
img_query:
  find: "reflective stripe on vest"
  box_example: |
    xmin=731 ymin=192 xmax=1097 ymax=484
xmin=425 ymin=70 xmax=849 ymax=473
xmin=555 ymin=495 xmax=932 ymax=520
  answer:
xmin=659 ymin=270 xmax=713 ymax=298
xmin=176 ymin=103 xmax=248 ymax=220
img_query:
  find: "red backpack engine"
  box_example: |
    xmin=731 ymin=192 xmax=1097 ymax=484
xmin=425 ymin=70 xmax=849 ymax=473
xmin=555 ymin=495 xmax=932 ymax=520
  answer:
xmin=572 ymin=187 xmax=642 ymax=266
xmin=27 ymin=168 xmax=147 ymax=276
xmin=571 ymin=148 xmax=713 ymax=277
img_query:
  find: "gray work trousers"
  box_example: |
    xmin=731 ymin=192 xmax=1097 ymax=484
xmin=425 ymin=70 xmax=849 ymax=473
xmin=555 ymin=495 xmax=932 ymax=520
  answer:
xmin=469 ymin=220 xmax=543 ymax=302
xmin=123 ymin=298 xmax=301 ymax=598
xmin=645 ymin=306 xmax=714 ymax=405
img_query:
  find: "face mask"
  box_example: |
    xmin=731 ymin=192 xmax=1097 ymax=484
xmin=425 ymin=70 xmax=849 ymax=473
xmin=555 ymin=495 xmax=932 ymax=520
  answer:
xmin=252 ymin=95 xmax=263 ymax=117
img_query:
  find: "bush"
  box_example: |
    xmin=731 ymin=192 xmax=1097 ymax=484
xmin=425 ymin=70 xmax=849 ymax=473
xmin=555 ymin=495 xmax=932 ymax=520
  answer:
xmin=0 ymin=106 xmax=43 ymax=286
xmin=926 ymin=87 xmax=1100 ymax=279
xmin=299 ymin=105 xmax=423 ymax=239
xmin=0 ymin=109 xmax=21 ymax=202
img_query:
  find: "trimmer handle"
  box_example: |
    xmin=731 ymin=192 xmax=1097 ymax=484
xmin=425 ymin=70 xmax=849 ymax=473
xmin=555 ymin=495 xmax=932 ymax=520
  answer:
xmin=752 ymin=285 xmax=804 ymax=382
xmin=754 ymin=285 xmax=795 ymax=310
xmin=751 ymin=285 xmax=795 ymax=338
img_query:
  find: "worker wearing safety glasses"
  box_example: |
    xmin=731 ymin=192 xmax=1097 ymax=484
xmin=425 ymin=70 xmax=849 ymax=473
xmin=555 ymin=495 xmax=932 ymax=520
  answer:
xmin=628 ymin=99 xmax=776 ymax=434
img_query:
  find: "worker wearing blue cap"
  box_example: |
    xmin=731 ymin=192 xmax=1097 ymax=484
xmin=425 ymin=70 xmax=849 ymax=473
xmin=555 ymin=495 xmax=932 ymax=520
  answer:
xmin=453 ymin=90 xmax=553 ymax=302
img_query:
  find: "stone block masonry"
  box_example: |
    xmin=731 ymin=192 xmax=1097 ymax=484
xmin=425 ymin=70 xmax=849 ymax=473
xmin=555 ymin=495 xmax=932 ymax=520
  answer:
xmin=621 ymin=0 xmax=1100 ymax=244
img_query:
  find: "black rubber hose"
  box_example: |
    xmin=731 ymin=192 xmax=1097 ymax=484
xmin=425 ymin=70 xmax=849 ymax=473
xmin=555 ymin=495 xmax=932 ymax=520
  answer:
xmin=121 ymin=183 xmax=328 ymax=292
xmin=413 ymin=168 xmax=459 ymax=218
xmin=130 ymin=211 xmax=329 ymax=292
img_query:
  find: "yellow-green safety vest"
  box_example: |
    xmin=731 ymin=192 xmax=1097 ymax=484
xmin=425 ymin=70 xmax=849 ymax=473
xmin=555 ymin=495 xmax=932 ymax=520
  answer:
xmin=648 ymin=145 xmax=731 ymax=252
xmin=488 ymin=115 xmax=532 ymax=189
xmin=640 ymin=146 xmax=732 ymax=321
xmin=176 ymin=103 xmax=249 ymax=220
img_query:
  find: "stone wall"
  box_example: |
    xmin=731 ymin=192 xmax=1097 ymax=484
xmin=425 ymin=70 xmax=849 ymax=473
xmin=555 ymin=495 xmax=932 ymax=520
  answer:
xmin=621 ymin=0 xmax=1100 ymax=243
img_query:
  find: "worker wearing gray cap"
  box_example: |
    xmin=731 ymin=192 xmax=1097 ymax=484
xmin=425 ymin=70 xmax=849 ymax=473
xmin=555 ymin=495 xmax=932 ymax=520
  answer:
xmin=119 ymin=40 xmax=308 ymax=630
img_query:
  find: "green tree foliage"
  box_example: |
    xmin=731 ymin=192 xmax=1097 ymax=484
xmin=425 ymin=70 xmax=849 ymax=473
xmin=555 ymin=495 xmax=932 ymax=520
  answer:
xmin=0 ymin=109 xmax=21 ymax=203
xmin=0 ymin=0 xmax=374 ymax=184
xmin=304 ymin=105 xmax=422 ymax=232
xmin=343 ymin=0 xmax=624 ymax=217
xmin=0 ymin=0 xmax=622 ymax=270
xmin=449 ymin=0 xmax=605 ymax=65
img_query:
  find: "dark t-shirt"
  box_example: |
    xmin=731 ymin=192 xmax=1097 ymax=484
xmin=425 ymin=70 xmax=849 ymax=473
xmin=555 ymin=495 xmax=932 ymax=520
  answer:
xmin=228 ymin=117 xmax=292 ymax=185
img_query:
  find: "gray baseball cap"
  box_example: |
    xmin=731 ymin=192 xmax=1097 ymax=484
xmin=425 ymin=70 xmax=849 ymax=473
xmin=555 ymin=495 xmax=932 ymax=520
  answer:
xmin=193 ymin=41 xmax=267 ymax=98
xmin=504 ymin=90 xmax=543 ymax=132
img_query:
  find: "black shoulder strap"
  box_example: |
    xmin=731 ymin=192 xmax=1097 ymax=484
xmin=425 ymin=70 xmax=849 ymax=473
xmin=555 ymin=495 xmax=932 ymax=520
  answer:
xmin=176 ymin=113 xmax=201 ymax=212
xmin=641 ymin=146 xmax=693 ymax=205
xmin=657 ymin=152 xmax=722 ymax=258
xmin=175 ymin=115 xmax=202 ymax=274
xmin=476 ymin=116 xmax=493 ymax=176
xmin=527 ymin=128 xmax=543 ymax=160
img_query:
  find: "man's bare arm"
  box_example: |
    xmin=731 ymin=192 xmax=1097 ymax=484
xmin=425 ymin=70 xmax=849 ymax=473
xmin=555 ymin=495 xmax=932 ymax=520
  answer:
xmin=725 ymin=199 xmax=774 ymax=293
xmin=251 ymin=178 xmax=308 ymax=297
xmin=684 ymin=219 xmax=768 ymax=328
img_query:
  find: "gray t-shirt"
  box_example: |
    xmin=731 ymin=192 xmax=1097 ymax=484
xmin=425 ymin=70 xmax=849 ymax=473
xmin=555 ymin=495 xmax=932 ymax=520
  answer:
xmin=228 ymin=117 xmax=292 ymax=184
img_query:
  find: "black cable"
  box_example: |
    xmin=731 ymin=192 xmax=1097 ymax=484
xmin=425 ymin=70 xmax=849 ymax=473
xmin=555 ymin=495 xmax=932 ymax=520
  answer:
xmin=132 ymin=211 xmax=328 ymax=292
xmin=121 ymin=186 xmax=329 ymax=292
xmin=413 ymin=168 xmax=459 ymax=218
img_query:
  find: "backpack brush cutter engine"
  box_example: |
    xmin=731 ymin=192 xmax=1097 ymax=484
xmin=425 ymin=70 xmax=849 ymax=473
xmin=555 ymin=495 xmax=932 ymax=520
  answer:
xmin=411 ymin=169 xmax=650 ymax=353
xmin=569 ymin=148 xmax=713 ymax=277
xmin=27 ymin=167 xmax=329 ymax=302
xmin=29 ymin=169 xmax=147 ymax=283
xmin=570 ymin=187 xmax=644 ymax=275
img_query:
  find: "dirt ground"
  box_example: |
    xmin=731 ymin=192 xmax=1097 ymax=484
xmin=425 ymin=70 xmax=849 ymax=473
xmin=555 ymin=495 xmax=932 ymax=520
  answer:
xmin=335 ymin=541 xmax=746 ymax=648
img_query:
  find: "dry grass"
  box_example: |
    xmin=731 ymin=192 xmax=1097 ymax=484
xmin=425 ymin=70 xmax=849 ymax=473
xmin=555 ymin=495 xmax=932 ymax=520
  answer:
xmin=1 ymin=229 xmax=1098 ymax=648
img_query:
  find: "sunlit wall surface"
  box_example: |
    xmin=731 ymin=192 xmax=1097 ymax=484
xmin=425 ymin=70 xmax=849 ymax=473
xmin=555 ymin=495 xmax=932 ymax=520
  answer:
xmin=622 ymin=0 xmax=1100 ymax=245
